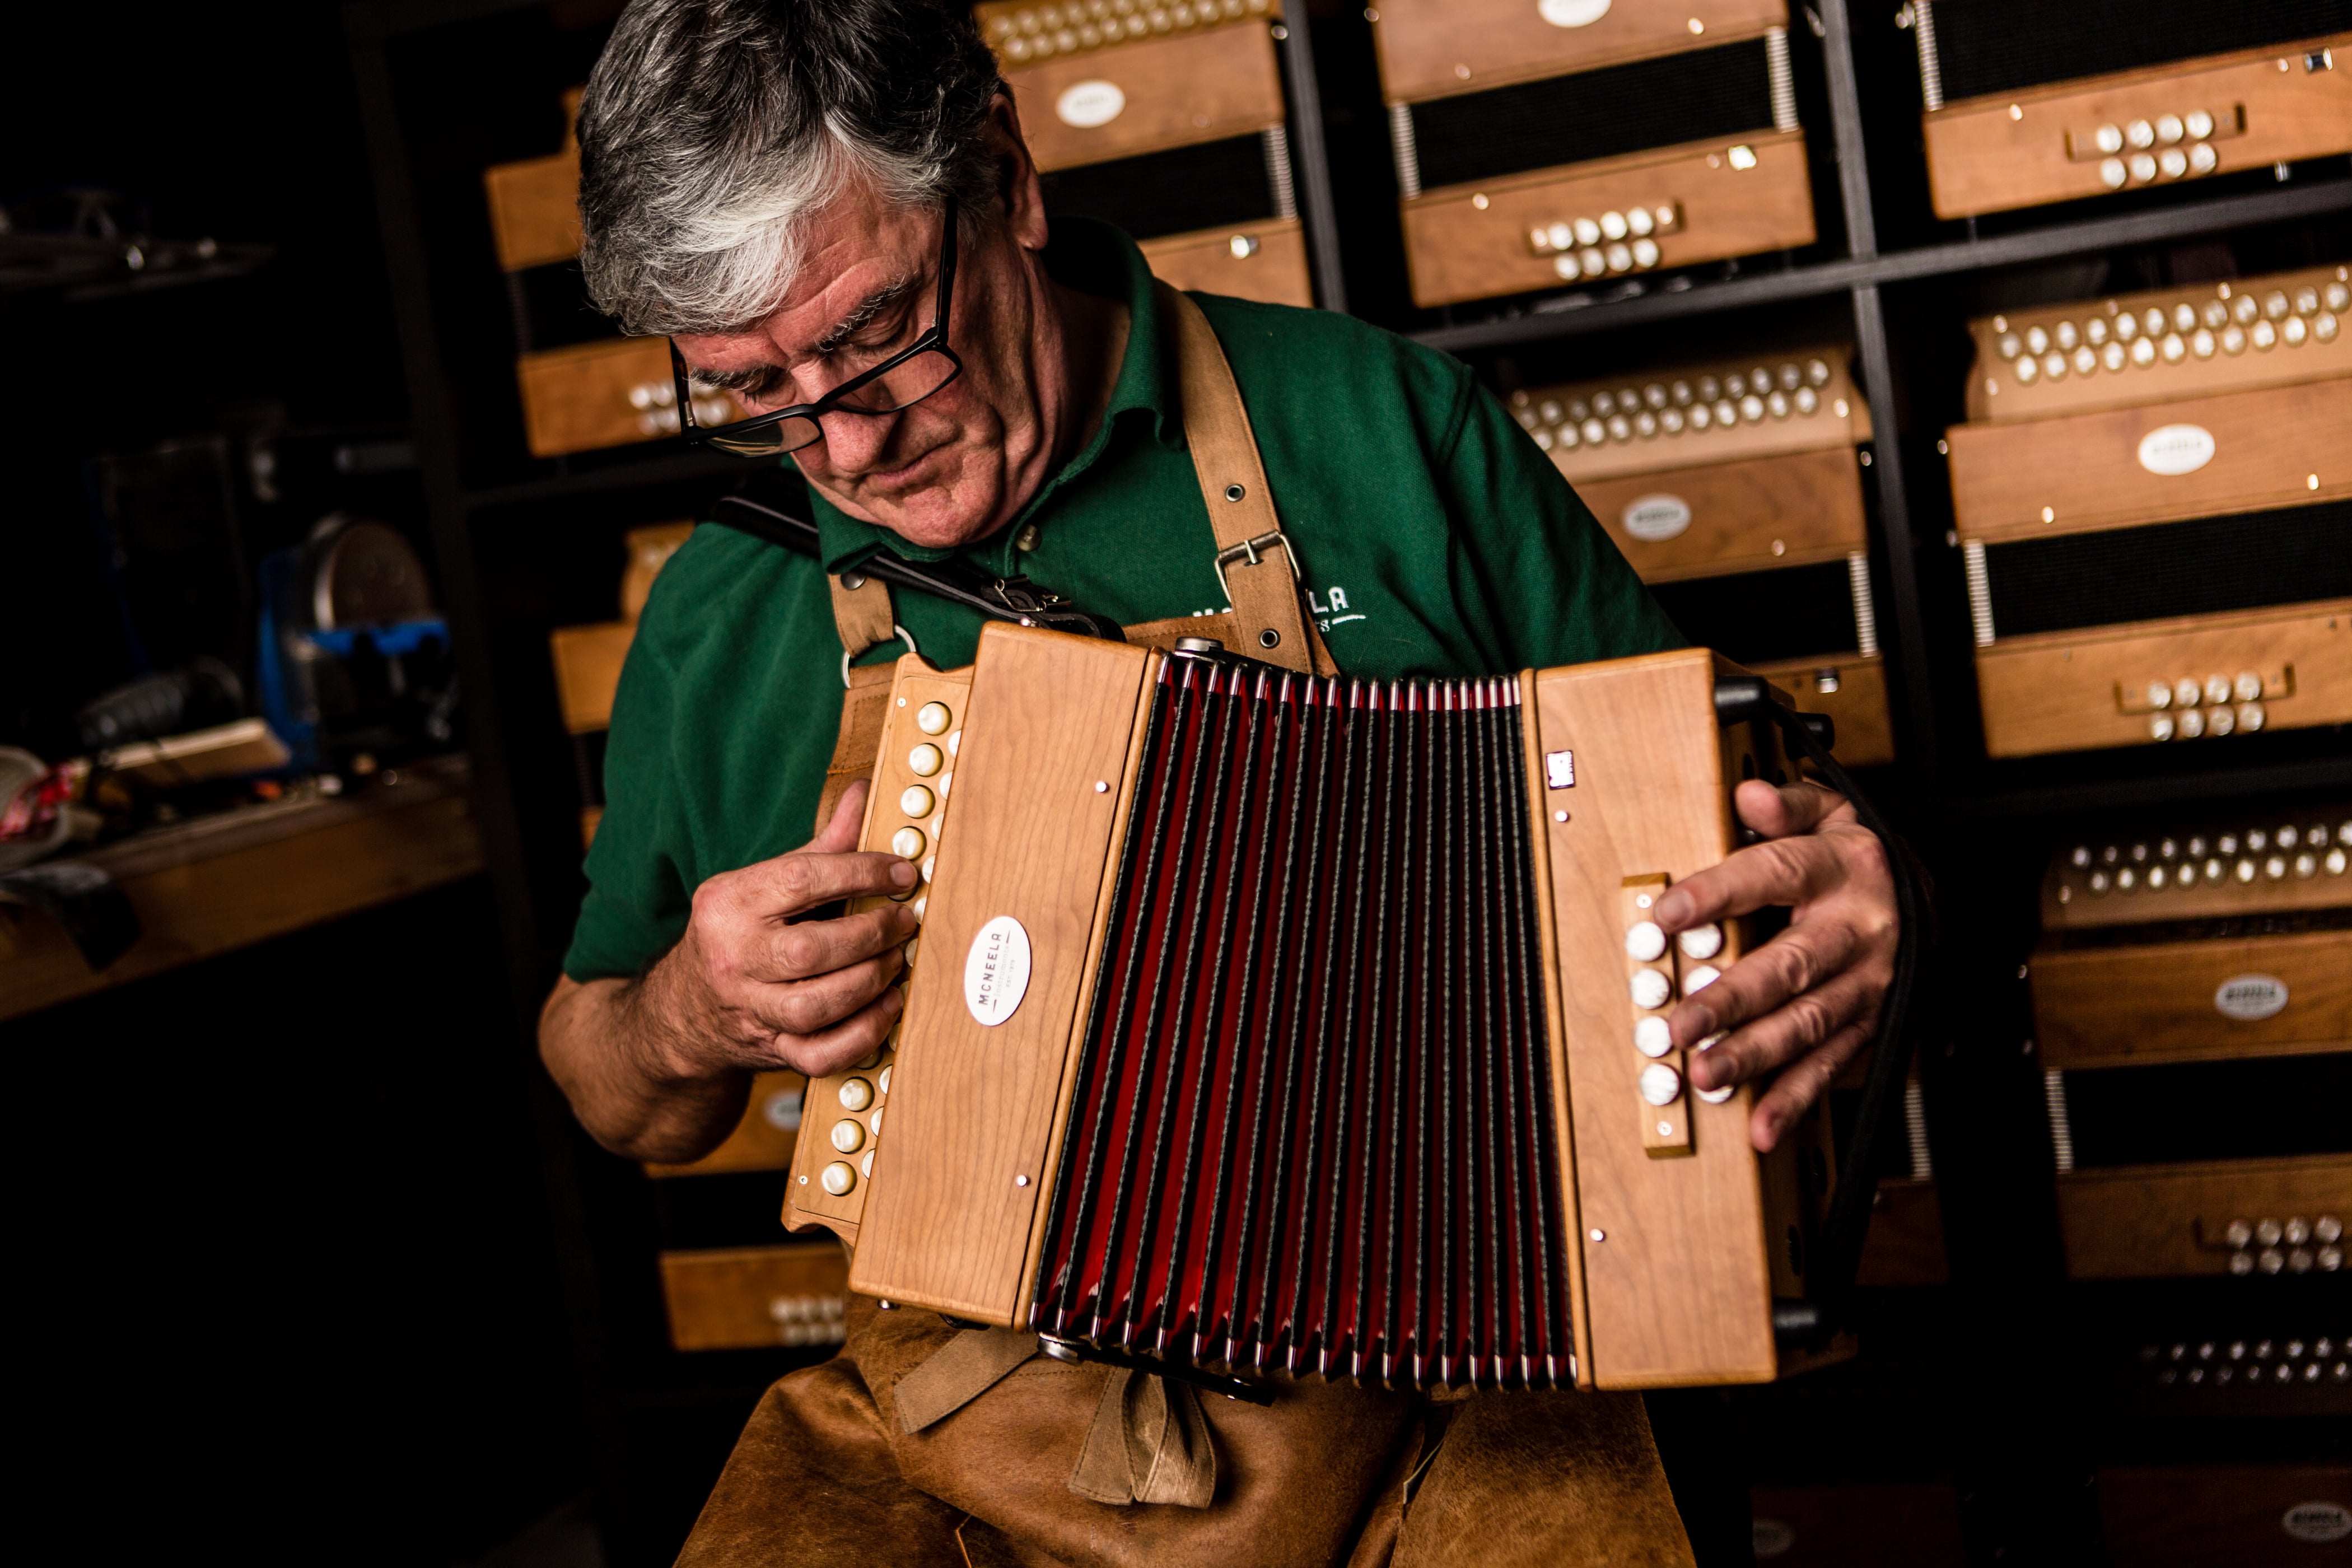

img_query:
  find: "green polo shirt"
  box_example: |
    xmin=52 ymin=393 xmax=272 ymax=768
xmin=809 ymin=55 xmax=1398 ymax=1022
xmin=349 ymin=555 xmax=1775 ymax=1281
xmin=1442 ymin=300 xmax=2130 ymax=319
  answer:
xmin=563 ymin=219 xmax=1679 ymax=982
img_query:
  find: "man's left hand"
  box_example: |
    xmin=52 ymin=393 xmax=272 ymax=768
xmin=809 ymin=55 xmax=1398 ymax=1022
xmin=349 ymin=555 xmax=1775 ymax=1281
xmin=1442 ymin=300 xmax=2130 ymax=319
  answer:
xmin=1652 ymin=777 xmax=1898 ymax=1152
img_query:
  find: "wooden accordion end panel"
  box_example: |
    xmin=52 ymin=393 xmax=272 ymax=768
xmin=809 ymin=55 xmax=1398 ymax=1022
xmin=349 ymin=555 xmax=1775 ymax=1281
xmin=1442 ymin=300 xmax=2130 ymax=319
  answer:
xmin=1369 ymin=0 xmax=1792 ymax=101
xmin=1138 ymin=218 xmax=1314 ymax=307
xmin=782 ymin=656 xmax=979 ymax=1247
xmin=1920 ymin=35 xmax=2352 ymax=221
xmin=2041 ymin=805 xmax=2352 ymax=930
xmin=2051 ymin=1156 xmax=2349 ymax=1282
xmin=831 ymin=628 xmax=1835 ymax=1391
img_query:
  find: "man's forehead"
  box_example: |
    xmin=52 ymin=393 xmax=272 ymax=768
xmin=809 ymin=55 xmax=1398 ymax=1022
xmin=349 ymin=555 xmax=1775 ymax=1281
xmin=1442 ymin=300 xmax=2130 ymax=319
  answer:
xmin=762 ymin=195 xmax=932 ymax=348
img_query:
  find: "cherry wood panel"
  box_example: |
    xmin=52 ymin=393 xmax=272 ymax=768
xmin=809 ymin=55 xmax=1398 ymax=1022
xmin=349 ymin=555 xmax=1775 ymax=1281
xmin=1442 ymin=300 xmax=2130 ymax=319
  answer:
xmin=1753 ymin=653 xmax=1894 ymax=769
xmin=1371 ymin=0 xmax=1786 ymax=105
xmin=1748 ymin=1480 xmax=1968 ymax=1567
xmin=515 ymin=338 xmax=675 ymax=459
xmin=1522 ymin=347 xmax=1867 ymax=484
xmin=1974 ymin=601 xmax=2352 ymax=759
xmin=1538 ymin=648 xmax=1785 ymax=1386
xmin=2097 ymin=1465 xmax=2352 ymax=1568
xmin=1947 ymin=378 xmax=2352 ymax=543
xmin=2040 ymin=802 xmax=2352 ymax=929
xmin=2032 ymin=929 xmax=2352 ymax=1069
xmin=1403 ymin=130 xmax=1814 ymax=309
xmin=480 ymin=86 xmax=584 ymax=270
xmin=1576 ymin=447 xmax=1869 ymax=580
xmin=0 ymin=758 xmax=482 ymax=1021
xmin=644 ymin=1072 xmax=805 ymax=1178
xmin=1000 ymin=21 xmax=1284 ymax=172
xmin=1964 ymin=265 xmax=2352 ymax=423
xmin=1854 ymin=1178 xmax=1949 ymax=1287
xmin=548 ymin=621 xmax=634 ymax=735
xmin=657 ymin=1243 xmax=851 ymax=1353
xmin=1140 ymin=218 xmax=1315 ymax=307
xmin=1925 ymin=38 xmax=2352 ymax=221
xmin=848 ymin=627 xmax=1158 ymax=1322
xmin=2053 ymin=1154 xmax=2351 ymax=1279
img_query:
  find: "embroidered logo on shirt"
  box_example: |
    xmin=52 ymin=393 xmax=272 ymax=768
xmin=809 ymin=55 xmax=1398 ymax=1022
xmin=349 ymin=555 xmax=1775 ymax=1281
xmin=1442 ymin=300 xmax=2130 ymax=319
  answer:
xmin=1310 ymin=586 xmax=1365 ymax=631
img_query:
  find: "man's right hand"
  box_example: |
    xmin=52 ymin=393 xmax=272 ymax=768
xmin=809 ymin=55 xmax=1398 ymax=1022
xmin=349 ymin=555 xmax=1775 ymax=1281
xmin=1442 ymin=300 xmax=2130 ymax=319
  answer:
xmin=539 ymin=781 xmax=918 ymax=1162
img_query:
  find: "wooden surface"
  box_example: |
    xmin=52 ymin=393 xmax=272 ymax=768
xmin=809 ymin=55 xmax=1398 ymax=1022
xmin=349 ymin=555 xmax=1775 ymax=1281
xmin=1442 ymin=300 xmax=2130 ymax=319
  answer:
xmin=1518 ymin=345 xmax=1865 ymax=484
xmin=618 ymin=521 xmax=695 ymax=621
xmin=1538 ymin=648 xmax=1783 ymax=1387
xmin=1964 ymin=264 xmax=2352 ymax=423
xmin=1753 ymin=653 xmax=1895 ymax=769
xmin=0 ymin=757 xmax=482 ymax=1022
xmin=1974 ymin=600 xmax=2352 ymax=759
xmin=657 ymin=1243 xmax=851 ymax=1353
xmin=1854 ymin=1177 xmax=1949 ymax=1287
xmin=2053 ymin=1154 xmax=2351 ymax=1280
xmin=548 ymin=621 xmax=634 ymax=735
xmin=1925 ymin=37 xmax=2352 ymax=220
xmin=1577 ymin=447 xmax=1869 ymax=580
xmin=515 ymin=337 xmax=677 ymax=459
xmin=2032 ymin=929 xmax=2352 ymax=1070
xmin=2040 ymin=804 xmax=2352 ymax=929
xmin=1947 ymin=377 xmax=2352 ymax=543
xmin=1140 ymin=218 xmax=1315 ymax=307
xmin=482 ymin=150 xmax=580 ymax=272
xmin=1747 ymin=1480 xmax=1968 ymax=1567
xmin=2098 ymin=1464 xmax=2352 ymax=1568
xmin=1371 ymin=0 xmax=1787 ymax=105
xmin=783 ymin=656 xmax=974 ymax=1246
xmin=1001 ymin=20 xmax=1284 ymax=173
xmin=1403 ymin=129 xmax=1814 ymax=309
xmin=644 ymin=1072 xmax=805 ymax=1178
xmin=849 ymin=627 xmax=1158 ymax=1323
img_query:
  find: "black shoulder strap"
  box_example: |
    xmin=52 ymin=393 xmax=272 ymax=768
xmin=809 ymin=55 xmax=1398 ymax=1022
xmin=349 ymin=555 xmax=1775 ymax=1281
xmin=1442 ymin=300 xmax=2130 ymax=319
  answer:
xmin=709 ymin=494 xmax=1123 ymax=641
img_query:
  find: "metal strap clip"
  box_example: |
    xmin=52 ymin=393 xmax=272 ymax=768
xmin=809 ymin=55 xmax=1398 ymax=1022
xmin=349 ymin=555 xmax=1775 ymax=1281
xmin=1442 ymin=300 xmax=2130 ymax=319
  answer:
xmin=1211 ymin=529 xmax=1299 ymax=605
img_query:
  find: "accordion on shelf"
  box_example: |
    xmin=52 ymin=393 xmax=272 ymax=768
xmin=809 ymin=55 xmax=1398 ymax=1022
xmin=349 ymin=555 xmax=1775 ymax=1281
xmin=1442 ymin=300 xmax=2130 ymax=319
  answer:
xmin=1909 ymin=1 xmax=2352 ymax=220
xmin=2033 ymin=802 xmax=2351 ymax=1284
xmin=1509 ymin=347 xmax=1893 ymax=764
xmin=1944 ymin=265 xmax=2352 ymax=759
xmin=979 ymin=0 xmax=1315 ymax=307
xmin=1370 ymin=0 xmax=1816 ymax=309
xmin=786 ymin=624 xmax=1882 ymax=1391
xmin=481 ymin=91 xmax=744 ymax=459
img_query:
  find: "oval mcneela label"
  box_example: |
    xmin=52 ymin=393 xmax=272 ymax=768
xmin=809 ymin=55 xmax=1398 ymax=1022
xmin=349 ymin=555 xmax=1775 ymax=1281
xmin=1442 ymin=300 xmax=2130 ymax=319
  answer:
xmin=2136 ymin=422 xmax=2215 ymax=476
xmin=1539 ymin=0 xmax=1612 ymax=26
xmin=2283 ymin=1502 xmax=2352 ymax=1544
xmin=2213 ymin=973 xmax=2289 ymax=1022
xmin=1622 ymin=493 xmax=1692 ymax=542
xmin=965 ymin=915 xmax=1033 ymax=1026
xmin=1055 ymin=80 xmax=1126 ymax=128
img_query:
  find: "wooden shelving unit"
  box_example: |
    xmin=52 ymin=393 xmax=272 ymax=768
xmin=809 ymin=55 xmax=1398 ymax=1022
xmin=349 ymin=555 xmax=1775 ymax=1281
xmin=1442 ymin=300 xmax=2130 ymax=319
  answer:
xmin=342 ymin=1 xmax=2351 ymax=1560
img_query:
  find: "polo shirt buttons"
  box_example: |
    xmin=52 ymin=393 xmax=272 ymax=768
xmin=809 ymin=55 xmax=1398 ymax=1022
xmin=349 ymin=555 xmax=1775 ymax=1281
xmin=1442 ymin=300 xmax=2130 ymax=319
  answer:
xmin=1014 ymin=523 xmax=1042 ymax=552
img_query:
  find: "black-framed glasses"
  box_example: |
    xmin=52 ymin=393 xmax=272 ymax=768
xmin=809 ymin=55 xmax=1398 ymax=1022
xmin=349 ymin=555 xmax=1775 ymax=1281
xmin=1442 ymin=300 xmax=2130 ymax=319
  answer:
xmin=673 ymin=195 xmax=964 ymax=457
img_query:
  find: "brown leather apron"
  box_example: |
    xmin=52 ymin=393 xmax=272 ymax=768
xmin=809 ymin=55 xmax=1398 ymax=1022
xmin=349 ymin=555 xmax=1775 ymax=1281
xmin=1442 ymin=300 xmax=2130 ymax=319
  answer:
xmin=677 ymin=288 xmax=1694 ymax=1568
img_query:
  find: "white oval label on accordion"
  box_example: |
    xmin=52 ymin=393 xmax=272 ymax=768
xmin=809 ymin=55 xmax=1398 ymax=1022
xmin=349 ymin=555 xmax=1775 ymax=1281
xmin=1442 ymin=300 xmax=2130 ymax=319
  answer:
xmin=2214 ymin=973 xmax=2289 ymax=1021
xmin=1538 ymin=0 xmax=1612 ymax=26
xmin=1055 ymin=80 xmax=1126 ymax=129
xmin=2136 ymin=422 xmax=2215 ymax=476
xmin=964 ymin=916 xmax=1033 ymax=1027
xmin=1621 ymin=493 xmax=1692 ymax=542
xmin=2284 ymin=1502 xmax=2352 ymax=1543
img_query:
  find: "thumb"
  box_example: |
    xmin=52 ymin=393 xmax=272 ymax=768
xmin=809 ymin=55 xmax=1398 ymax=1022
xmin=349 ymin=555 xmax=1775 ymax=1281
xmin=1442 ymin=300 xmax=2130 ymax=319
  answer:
xmin=806 ymin=778 xmax=870 ymax=855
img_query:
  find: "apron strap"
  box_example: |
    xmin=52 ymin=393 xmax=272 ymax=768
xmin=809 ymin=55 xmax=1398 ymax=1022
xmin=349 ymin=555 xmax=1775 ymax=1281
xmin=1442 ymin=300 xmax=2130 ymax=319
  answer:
xmin=816 ymin=570 xmax=905 ymax=833
xmin=1159 ymin=282 xmax=1336 ymax=678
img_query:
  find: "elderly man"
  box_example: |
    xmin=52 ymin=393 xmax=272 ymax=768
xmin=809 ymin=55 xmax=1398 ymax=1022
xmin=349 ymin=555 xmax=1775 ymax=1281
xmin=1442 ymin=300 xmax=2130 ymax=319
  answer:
xmin=540 ymin=2 xmax=1898 ymax=1563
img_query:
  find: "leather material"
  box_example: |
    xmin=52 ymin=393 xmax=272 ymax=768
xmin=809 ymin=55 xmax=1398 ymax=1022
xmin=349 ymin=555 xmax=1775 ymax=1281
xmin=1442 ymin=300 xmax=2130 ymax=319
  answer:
xmin=814 ymin=661 xmax=899 ymax=834
xmin=829 ymin=571 xmax=898 ymax=657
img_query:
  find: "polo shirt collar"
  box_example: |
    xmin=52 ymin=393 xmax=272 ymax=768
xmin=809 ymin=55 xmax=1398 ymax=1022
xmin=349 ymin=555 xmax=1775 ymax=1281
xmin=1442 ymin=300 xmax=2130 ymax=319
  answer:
xmin=810 ymin=216 xmax=1180 ymax=575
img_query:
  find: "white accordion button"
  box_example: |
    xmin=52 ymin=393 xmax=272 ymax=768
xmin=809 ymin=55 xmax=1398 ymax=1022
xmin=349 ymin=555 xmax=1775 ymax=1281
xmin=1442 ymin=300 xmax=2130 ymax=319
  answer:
xmin=892 ymin=827 xmax=926 ymax=860
xmin=1696 ymin=1082 xmax=1736 ymax=1104
xmin=1634 ymin=1016 xmax=1674 ymax=1057
xmin=1625 ymin=920 xmax=1667 ymax=962
xmin=1685 ymin=964 xmax=1722 ymax=992
xmin=830 ymin=1118 xmax=866 ymax=1153
xmin=900 ymin=785 xmax=936 ymax=818
xmin=1677 ymin=922 xmax=1724 ymax=959
xmin=916 ymin=702 xmax=953 ymax=735
xmin=908 ymin=743 xmax=943 ymax=777
xmin=1630 ymin=968 xmax=1673 ymax=1010
xmin=1639 ymin=1062 xmax=1683 ymax=1107
xmin=838 ymin=1077 xmax=874 ymax=1113
xmin=820 ymin=1161 xmax=856 ymax=1196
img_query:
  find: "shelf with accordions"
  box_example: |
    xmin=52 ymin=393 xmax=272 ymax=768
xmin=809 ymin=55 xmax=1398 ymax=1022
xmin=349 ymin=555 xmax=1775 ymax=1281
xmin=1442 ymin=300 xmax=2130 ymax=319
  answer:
xmin=1945 ymin=264 xmax=2352 ymax=760
xmin=1371 ymin=0 xmax=1817 ymax=309
xmin=2031 ymin=801 xmax=2351 ymax=1284
xmin=1910 ymin=1 xmax=2352 ymax=221
xmin=1507 ymin=346 xmax=1894 ymax=764
xmin=981 ymin=0 xmax=1315 ymax=307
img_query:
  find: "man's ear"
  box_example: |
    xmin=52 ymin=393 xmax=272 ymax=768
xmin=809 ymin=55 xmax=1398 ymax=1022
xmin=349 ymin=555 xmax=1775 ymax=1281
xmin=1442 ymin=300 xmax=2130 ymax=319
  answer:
xmin=984 ymin=92 xmax=1051 ymax=253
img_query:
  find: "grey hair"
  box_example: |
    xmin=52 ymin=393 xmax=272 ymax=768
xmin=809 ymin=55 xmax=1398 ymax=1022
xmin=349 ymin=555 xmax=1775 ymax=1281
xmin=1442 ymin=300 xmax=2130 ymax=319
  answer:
xmin=577 ymin=0 xmax=1004 ymax=336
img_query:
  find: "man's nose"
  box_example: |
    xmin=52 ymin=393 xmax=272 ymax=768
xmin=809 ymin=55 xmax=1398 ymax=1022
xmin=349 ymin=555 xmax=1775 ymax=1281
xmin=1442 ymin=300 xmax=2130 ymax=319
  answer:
xmin=816 ymin=409 xmax=906 ymax=475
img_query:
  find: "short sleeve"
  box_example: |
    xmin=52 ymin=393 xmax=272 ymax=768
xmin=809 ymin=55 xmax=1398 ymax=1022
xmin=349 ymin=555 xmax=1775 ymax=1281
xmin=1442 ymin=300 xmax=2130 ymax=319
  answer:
xmin=1438 ymin=378 xmax=1685 ymax=671
xmin=562 ymin=634 xmax=695 ymax=983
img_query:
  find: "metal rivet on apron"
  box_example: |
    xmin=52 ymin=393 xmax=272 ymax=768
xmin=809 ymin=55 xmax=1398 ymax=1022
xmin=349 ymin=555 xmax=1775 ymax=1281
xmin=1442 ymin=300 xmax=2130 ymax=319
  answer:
xmin=1224 ymin=483 xmax=1245 ymax=502
xmin=842 ymin=571 xmax=866 ymax=590
xmin=1014 ymin=522 xmax=1042 ymax=551
xmin=1259 ymin=628 xmax=1281 ymax=649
